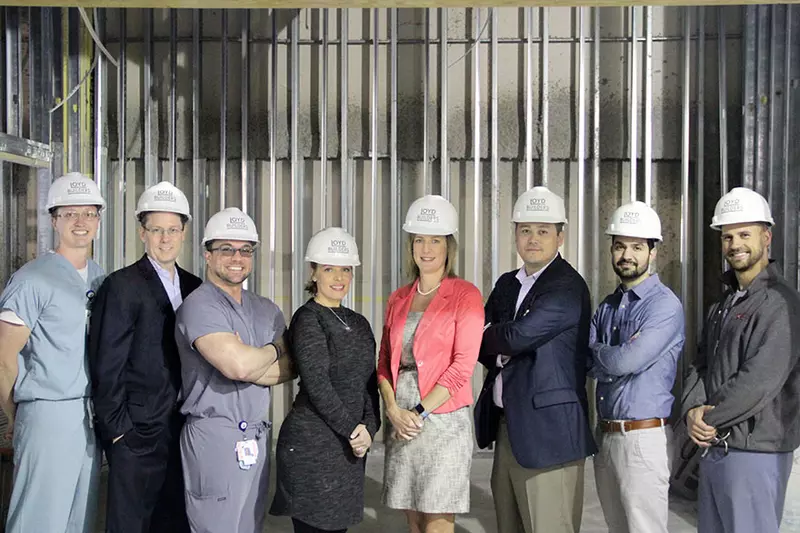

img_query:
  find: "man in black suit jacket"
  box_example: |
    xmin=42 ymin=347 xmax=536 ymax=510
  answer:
xmin=475 ymin=186 xmax=596 ymax=533
xmin=88 ymin=182 xmax=202 ymax=533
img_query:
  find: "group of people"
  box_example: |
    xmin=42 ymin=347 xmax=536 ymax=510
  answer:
xmin=0 ymin=172 xmax=797 ymax=533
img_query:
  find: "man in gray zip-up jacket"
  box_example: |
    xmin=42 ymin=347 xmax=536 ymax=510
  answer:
xmin=682 ymin=186 xmax=800 ymax=533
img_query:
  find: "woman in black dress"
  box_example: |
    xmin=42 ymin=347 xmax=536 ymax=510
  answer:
xmin=270 ymin=227 xmax=380 ymax=533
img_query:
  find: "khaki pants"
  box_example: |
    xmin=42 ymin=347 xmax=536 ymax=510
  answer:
xmin=594 ymin=426 xmax=671 ymax=533
xmin=491 ymin=419 xmax=584 ymax=533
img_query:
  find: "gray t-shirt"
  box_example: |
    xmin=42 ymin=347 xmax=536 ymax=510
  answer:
xmin=175 ymin=281 xmax=286 ymax=424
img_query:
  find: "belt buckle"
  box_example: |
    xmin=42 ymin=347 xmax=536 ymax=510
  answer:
xmin=601 ymin=420 xmax=625 ymax=434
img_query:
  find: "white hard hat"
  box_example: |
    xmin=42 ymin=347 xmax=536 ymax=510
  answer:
xmin=136 ymin=181 xmax=192 ymax=221
xmin=202 ymin=207 xmax=259 ymax=245
xmin=46 ymin=172 xmax=106 ymax=211
xmin=605 ymin=201 xmax=663 ymax=241
xmin=305 ymin=227 xmax=361 ymax=266
xmin=710 ymin=187 xmax=774 ymax=230
xmin=512 ymin=186 xmax=568 ymax=224
xmin=402 ymin=195 xmax=458 ymax=236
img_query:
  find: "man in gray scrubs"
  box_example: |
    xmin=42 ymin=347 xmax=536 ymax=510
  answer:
xmin=176 ymin=207 xmax=295 ymax=533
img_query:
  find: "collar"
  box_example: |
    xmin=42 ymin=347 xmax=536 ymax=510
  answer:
xmin=147 ymin=255 xmax=178 ymax=284
xmin=722 ymin=260 xmax=781 ymax=292
xmin=618 ymin=273 xmax=662 ymax=299
xmin=517 ymin=254 xmax=558 ymax=284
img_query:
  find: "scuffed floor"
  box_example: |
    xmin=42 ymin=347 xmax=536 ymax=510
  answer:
xmin=93 ymin=447 xmax=800 ymax=532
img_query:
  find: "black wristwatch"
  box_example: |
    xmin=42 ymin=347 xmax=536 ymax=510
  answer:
xmin=413 ymin=403 xmax=425 ymax=415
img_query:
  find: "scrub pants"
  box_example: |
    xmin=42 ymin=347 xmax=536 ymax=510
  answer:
xmin=181 ymin=418 xmax=270 ymax=533
xmin=698 ymin=447 xmax=793 ymax=533
xmin=6 ymin=398 xmax=100 ymax=533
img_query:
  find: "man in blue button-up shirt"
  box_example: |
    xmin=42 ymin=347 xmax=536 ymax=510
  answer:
xmin=589 ymin=201 xmax=685 ymax=533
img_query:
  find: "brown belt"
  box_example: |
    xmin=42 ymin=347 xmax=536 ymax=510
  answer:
xmin=600 ymin=418 xmax=668 ymax=433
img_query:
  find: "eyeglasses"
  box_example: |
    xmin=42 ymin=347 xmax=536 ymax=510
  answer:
xmin=210 ymin=245 xmax=256 ymax=258
xmin=55 ymin=211 xmax=100 ymax=221
xmin=144 ymin=227 xmax=183 ymax=238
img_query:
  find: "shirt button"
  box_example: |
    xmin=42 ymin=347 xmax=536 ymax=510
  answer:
xmin=418 ymin=361 xmax=424 ymax=367
xmin=613 ymin=326 xmax=618 ymax=331
xmin=600 ymin=396 xmax=604 ymax=401
xmin=620 ymin=305 xmax=626 ymax=309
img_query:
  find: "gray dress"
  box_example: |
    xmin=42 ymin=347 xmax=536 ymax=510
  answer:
xmin=382 ymin=311 xmax=474 ymax=514
xmin=270 ymin=299 xmax=381 ymax=530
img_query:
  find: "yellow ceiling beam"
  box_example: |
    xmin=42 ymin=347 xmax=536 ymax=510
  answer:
xmin=4 ymin=0 xmax=800 ymax=8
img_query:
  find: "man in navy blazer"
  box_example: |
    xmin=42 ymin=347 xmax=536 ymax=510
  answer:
xmin=89 ymin=182 xmax=202 ymax=533
xmin=475 ymin=186 xmax=596 ymax=533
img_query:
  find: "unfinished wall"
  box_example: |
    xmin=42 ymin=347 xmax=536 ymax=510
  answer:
xmin=2 ymin=5 xmax=799 ymax=432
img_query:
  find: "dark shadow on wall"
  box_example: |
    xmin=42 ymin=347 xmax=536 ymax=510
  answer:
xmin=463 ymin=9 xmax=475 ymax=161
xmin=397 ymin=8 xmax=425 ymax=163
xmin=360 ymin=9 xmax=372 ymax=160
xmin=104 ymin=7 xmax=295 ymax=164
xmin=309 ymin=9 xmax=321 ymax=160
xmin=515 ymin=8 xmax=526 ymax=163
xmin=598 ymin=6 xmax=628 ymax=170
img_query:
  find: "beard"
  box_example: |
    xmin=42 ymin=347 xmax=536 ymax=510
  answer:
xmin=726 ymin=245 xmax=765 ymax=272
xmin=613 ymin=258 xmax=649 ymax=281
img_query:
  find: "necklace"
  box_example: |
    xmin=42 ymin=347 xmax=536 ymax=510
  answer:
xmin=327 ymin=306 xmax=351 ymax=331
xmin=416 ymin=282 xmax=441 ymax=296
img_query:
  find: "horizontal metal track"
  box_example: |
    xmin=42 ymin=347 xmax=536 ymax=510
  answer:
xmin=102 ymin=34 xmax=743 ymax=45
xmin=2 ymin=0 xmax=793 ymax=8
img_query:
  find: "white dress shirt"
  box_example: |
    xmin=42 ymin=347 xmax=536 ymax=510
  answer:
xmin=493 ymin=257 xmax=556 ymax=408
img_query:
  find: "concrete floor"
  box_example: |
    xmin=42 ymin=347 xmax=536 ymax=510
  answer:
xmin=92 ymin=447 xmax=800 ymax=532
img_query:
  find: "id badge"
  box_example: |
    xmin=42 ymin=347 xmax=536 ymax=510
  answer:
xmin=235 ymin=439 xmax=258 ymax=470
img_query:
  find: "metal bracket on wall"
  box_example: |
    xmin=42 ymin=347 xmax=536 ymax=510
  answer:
xmin=0 ymin=133 xmax=53 ymax=169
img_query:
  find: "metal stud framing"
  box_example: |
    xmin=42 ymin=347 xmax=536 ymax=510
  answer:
xmin=0 ymin=7 xmax=799 ymax=429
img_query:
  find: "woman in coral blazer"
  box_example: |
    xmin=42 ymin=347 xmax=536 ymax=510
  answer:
xmin=378 ymin=195 xmax=484 ymax=533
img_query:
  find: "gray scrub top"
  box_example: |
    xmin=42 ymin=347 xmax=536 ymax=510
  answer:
xmin=176 ymin=281 xmax=286 ymax=424
xmin=0 ymin=252 xmax=105 ymax=402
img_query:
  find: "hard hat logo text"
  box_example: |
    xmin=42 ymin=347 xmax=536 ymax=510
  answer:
xmin=153 ymin=190 xmax=176 ymax=203
xmin=68 ymin=181 xmax=92 ymax=196
xmin=416 ymin=208 xmax=439 ymax=224
xmin=526 ymin=198 xmax=550 ymax=212
xmin=720 ymin=199 xmax=744 ymax=214
xmin=227 ymin=217 xmax=248 ymax=230
xmin=328 ymin=239 xmax=350 ymax=255
xmin=619 ymin=211 xmax=640 ymax=225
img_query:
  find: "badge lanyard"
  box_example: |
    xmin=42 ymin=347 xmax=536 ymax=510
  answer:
xmin=235 ymin=420 xmax=258 ymax=470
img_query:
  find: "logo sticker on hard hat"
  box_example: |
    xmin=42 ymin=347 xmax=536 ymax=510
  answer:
xmin=526 ymin=198 xmax=550 ymax=212
xmin=328 ymin=239 xmax=350 ymax=255
xmin=417 ymin=208 xmax=439 ymax=224
xmin=153 ymin=190 xmax=176 ymax=203
xmin=720 ymin=198 xmax=743 ymax=214
xmin=68 ymin=181 xmax=92 ymax=196
xmin=227 ymin=217 xmax=248 ymax=230
xmin=619 ymin=211 xmax=640 ymax=225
